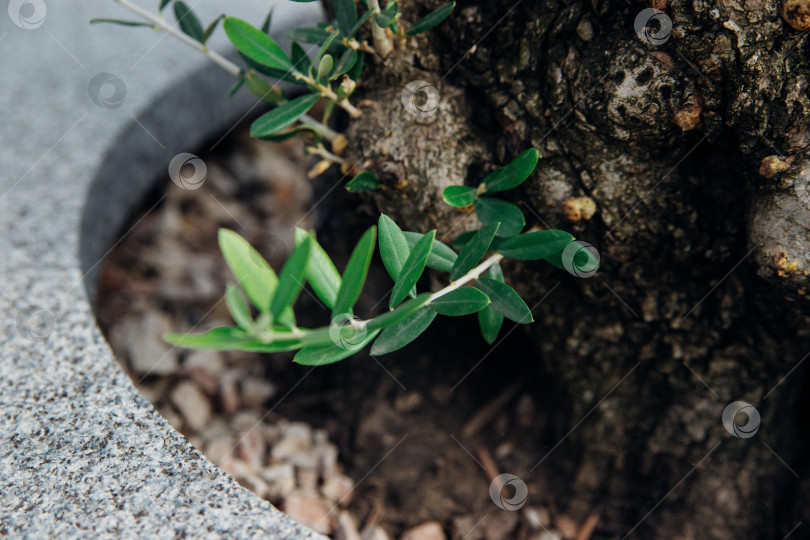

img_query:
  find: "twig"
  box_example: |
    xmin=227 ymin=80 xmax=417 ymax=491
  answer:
xmin=477 ymin=446 xmax=501 ymax=482
xmin=574 ymin=514 xmax=600 ymax=540
xmin=110 ymin=0 xmax=340 ymax=139
xmin=462 ymin=383 xmax=521 ymax=437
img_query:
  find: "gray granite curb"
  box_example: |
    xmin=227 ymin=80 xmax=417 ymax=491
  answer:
xmin=1 ymin=2 xmax=327 ymax=538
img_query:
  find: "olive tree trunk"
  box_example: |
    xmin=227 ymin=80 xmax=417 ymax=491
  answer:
xmin=337 ymin=0 xmax=810 ymax=537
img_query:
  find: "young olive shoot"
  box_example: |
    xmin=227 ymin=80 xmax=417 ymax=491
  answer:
xmin=91 ymin=2 xmax=597 ymax=364
xmin=94 ymin=0 xmax=456 ymax=178
xmin=165 ymin=150 xmax=599 ymax=363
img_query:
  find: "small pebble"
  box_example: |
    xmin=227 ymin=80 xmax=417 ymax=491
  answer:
xmin=184 ymin=349 xmax=225 ymax=374
xmin=555 ymin=515 xmax=578 ymax=539
xmin=321 ymin=474 xmax=355 ymax=505
xmin=122 ymin=312 xmax=178 ymax=375
xmin=219 ymin=373 xmax=240 ymax=414
xmin=241 ymin=378 xmax=278 ymax=408
xmin=272 ymin=423 xmax=313 ymax=461
xmin=394 ymin=392 xmax=423 ymax=413
xmin=259 ymin=463 xmax=296 ymax=500
xmin=237 ymin=428 xmax=266 ymax=470
xmin=361 ymin=526 xmax=392 ymax=540
xmin=170 ymin=381 xmax=211 ymax=431
xmin=297 ymin=467 xmax=320 ymax=494
xmin=282 ymin=493 xmax=335 ymax=535
xmin=205 ymin=435 xmax=235 ymax=464
xmin=400 ymin=521 xmax=445 ymax=540
xmin=335 ymin=511 xmax=362 ymax=540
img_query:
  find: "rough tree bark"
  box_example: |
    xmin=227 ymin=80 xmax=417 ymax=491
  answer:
xmin=334 ymin=1 xmax=810 ymax=538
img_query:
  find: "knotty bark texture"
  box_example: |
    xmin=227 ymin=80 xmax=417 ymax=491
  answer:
xmin=334 ymin=1 xmax=810 ymax=537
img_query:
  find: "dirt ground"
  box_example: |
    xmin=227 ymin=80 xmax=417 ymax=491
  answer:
xmin=94 ymin=124 xmax=602 ymax=540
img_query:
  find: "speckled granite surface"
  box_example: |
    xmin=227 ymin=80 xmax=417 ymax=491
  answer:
xmin=0 ymin=2 xmax=326 ymax=537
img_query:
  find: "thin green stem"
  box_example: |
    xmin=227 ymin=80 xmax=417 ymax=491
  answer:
xmin=113 ymin=0 xmax=240 ymax=76
xmin=251 ymin=252 xmax=504 ymax=345
xmin=307 ymin=143 xmax=349 ymax=165
xmin=293 ymin=73 xmax=362 ymax=118
xmin=110 ymin=0 xmax=339 ymax=140
xmin=428 ymin=254 xmax=504 ymax=303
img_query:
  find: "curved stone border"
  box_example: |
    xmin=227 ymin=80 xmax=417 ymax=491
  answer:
xmin=1 ymin=2 xmax=326 ymax=537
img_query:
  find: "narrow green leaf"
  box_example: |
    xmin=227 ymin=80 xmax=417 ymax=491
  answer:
xmin=270 ymin=237 xmax=311 ymax=320
xmin=442 ymin=185 xmax=477 ymax=207
xmin=453 ymin=231 xmax=504 ymax=251
xmin=89 ymin=18 xmax=155 ymax=28
xmin=347 ymin=9 xmax=374 ymax=38
xmin=390 ymin=230 xmax=435 ymax=308
xmin=317 ymin=54 xmax=334 ymax=82
xmin=375 ymin=1 xmax=400 ymax=28
xmin=406 ymin=1 xmax=455 ymax=35
xmin=481 ymin=148 xmax=539 ymax=194
xmin=476 ymin=277 xmax=533 ymax=323
xmin=346 ymin=171 xmax=380 ymax=192
xmin=333 ymin=0 xmax=358 ymax=36
xmin=250 ymin=93 xmax=320 ymax=138
xmin=229 ymin=72 xmax=246 ymax=96
xmin=159 ymin=0 xmax=172 ymax=11
xmin=202 ymin=14 xmax=225 ymax=44
xmin=316 ymin=30 xmax=341 ymax=59
xmin=348 ymin=50 xmax=365 ymax=81
xmin=260 ymin=6 xmax=274 ymax=34
xmin=487 ymin=262 xmax=504 ymax=281
xmin=474 ymin=198 xmax=525 ymax=237
xmin=333 ymin=49 xmax=358 ymax=78
xmin=477 ymin=306 xmax=503 ymax=345
xmin=256 ymin=125 xmax=321 ymax=142
xmin=294 ymin=329 xmax=380 ymax=365
xmin=244 ymin=73 xmax=283 ymax=103
xmin=165 ymin=327 xmax=269 ymax=351
xmin=367 ymin=294 xmax=430 ymax=332
xmin=378 ymin=215 xmax=410 ymax=282
xmin=497 ymin=230 xmax=574 ymax=261
xmin=450 ymin=222 xmax=500 ymax=281
xmin=295 ymin=229 xmax=342 ymax=309
xmin=332 ymin=226 xmax=377 ymax=317
xmin=371 ymin=307 xmax=437 ymax=355
xmin=452 ymin=230 xmax=475 ymax=250
xmin=225 ymin=283 xmax=254 ymax=329
xmin=429 ymin=287 xmax=490 ymax=316
xmin=289 ymin=26 xmax=332 ymax=45
xmin=291 ymin=40 xmax=312 ymax=73
xmin=218 ymin=229 xmax=278 ymax=312
xmin=173 ymin=2 xmax=205 ymax=42
xmin=403 ymin=231 xmax=457 ymax=273
xmin=224 ymin=17 xmax=293 ymax=71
